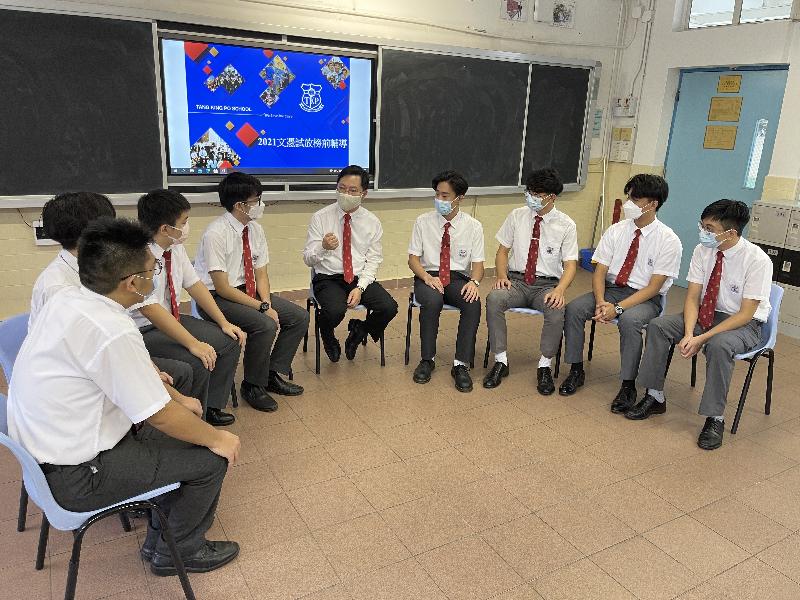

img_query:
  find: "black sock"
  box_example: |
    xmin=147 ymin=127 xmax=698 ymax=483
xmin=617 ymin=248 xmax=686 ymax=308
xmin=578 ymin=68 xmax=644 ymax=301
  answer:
xmin=622 ymin=379 xmax=635 ymax=389
xmin=570 ymin=362 xmax=584 ymax=373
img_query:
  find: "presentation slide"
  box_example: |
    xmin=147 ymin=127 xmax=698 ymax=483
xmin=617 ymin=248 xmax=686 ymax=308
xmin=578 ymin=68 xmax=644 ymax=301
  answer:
xmin=162 ymin=38 xmax=373 ymax=177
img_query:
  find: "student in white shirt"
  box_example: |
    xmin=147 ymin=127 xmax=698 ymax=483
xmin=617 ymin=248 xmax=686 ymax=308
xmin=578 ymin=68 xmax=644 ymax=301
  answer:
xmin=29 ymin=192 xmax=194 ymax=395
xmin=559 ymin=174 xmax=683 ymax=412
xmin=133 ymin=190 xmax=245 ymax=427
xmin=195 ymin=172 xmax=309 ymax=412
xmin=8 ymin=218 xmax=240 ymax=576
xmin=632 ymin=200 xmax=772 ymax=450
xmin=408 ymin=170 xmax=485 ymax=393
xmin=303 ymin=165 xmax=398 ymax=362
xmin=485 ymin=168 xmax=578 ymax=395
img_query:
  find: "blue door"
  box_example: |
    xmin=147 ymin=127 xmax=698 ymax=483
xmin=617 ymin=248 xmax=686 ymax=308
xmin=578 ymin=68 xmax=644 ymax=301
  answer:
xmin=661 ymin=66 xmax=788 ymax=286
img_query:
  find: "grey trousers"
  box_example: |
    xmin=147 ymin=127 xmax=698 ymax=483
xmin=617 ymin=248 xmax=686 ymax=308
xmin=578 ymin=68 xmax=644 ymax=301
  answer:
xmin=45 ymin=426 xmax=227 ymax=558
xmin=564 ymin=284 xmax=662 ymax=380
xmin=150 ymin=357 xmax=194 ymax=397
xmin=486 ymin=274 xmax=563 ymax=358
xmin=637 ymin=312 xmax=762 ymax=416
xmin=203 ymin=292 xmax=309 ymax=387
xmin=141 ymin=316 xmax=242 ymax=411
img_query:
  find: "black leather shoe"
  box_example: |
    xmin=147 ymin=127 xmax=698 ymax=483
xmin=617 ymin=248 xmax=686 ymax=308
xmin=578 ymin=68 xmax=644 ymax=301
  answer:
xmin=698 ymin=417 xmax=725 ymax=450
xmin=558 ymin=370 xmax=585 ymax=396
xmin=141 ymin=544 xmax=155 ymax=562
xmin=320 ymin=329 xmax=341 ymax=363
xmin=482 ymin=362 xmax=509 ymax=389
xmin=267 ymin=371 xmax=304 ymax=396
xmin=413 ymin=359 xmax=435 ymax=384
xmin=150 ymin=540 xmax=240 ymax=577
xmin=624 ymin=394 xmax=666 ymax=420
xmin=240 ymin=381 xmax=278 ymax=412
xmin=345 ymin=319 xmax=368 ymax=361
xmin=537 ymin=367 xmax=555 ymax=396
xmin=451 ymin=365 xmax=473 ymax=393
xmin=206 ymin=407 xmax=236 ymax=426
xmin=611 ymin=386 xmax=638 ymax=414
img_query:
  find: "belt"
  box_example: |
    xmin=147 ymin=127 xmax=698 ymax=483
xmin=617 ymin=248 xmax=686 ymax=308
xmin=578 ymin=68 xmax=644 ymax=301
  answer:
xmin=509 ymin=272 xmax=558 ymax=280
xmin=39 ymin=463 xmax=61 ymax=474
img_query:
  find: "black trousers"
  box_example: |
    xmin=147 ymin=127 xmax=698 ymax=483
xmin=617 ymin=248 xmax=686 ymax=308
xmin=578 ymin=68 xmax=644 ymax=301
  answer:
xmin=44 ymin=426 xmax=227 ymax=558
xmin=312 ymin=274 xmax=399 ymax=341
xmin=413 ymin=271 xmax=481 ymax=363
xmin=150 ymin=357 xmax=194 ymax=397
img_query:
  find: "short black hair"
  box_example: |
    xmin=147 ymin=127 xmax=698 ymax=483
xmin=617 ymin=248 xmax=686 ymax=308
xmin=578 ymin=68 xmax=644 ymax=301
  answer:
xmin=78 ymin=217 xmax=151 ymax=295
xmin=337 ymin=165 xmax=369 ymax=190
xmin=624 ymin=174 xmax=669 ymax=209
xmin=138 ymin=189 xmax=191 ymax=235
xmin=432 ymin=170 xmax=469 ymax=197
xmin=525 ymin=168 xmax=564 ymax=195
xmin=701 ymin=199 xmax=750 ymax=235
xmin=218 ymin=171 xmax=262 ymax=211
xmin=42 ymin=192 xmax=116 ymax=250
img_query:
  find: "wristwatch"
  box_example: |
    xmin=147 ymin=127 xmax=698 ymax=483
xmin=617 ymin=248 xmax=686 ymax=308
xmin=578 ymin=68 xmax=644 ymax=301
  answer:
xmin=470 ymin=279 xmax=480 ymax=287
xmin=614 ymin=304 xmax=625 ymax=316
xmin=258 ymin=301 xmax=271 ymax=313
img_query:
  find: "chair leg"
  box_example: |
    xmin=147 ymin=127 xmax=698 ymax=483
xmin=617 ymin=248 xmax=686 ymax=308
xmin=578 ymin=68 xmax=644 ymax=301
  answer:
xmin=17 ymin=484 xmax=28 ymax=532
xmin=664 ymin=344 xmax=675 ymax=378
xmin=35 ymin=515 xmax=49 ymax=570
xmin=588 ymin=320 xmax=596 ymax=361
xmin=118 ymin=512 xmax=132 ymax=532
xmin=363 ymin=310 xmax=371 ymax=346
xmin=765 ymin=349 xmax=774 ymax=415
xmin=150 ymin=503 xmax=196 ymax=600
xmin=690 ymin=354 xmax=697 ymax=387
xmin=63 ymin=529 xmax=86 ymax=600
xmin=732 ymin=357 xmax=759 ymax=435
xmin=288 ymin=368 xmax=293 ymax=381
xmin=314 ymin=306 xmax=321 ymax=375
xmin=379 ymin=333 xmax=386 ymax=367
xmin=404 ymin=296 xmax=413 ymax=366
xmin=231 ymin=382 xmax=238 ymax=408
xmin=303 ymin=298 xmax=311 ymax=353
xmin=554 ymin=337 xmax=563 ymax=379
xmin=483 ymin=339 xmax=491 ymax=369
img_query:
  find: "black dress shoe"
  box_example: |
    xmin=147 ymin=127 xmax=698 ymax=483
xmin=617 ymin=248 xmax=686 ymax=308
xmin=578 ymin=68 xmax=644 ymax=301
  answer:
xmin=537 ymin=367 xmax=555 ymax=396
xmin=150 ymin=540 xmax=240 ymax=577
xmin=240 ymin=381 xmax=278 ymax=412
xmin=558 ymin=369 xmax=585 ymax=396
xmin=267 ymin=371 xmax=304 ymax=396
xmin=698 ymin=417 xmax=725 ymax=450
xmin=345 ymin=319 xmax=368 ymax=360
xmin=321 ymin=329 xmax=341 ymax=362
xmin=451 ymin=365 xmax=473 ymax=393
xmin=141 ymin=544 xmax=155 ymax=562
xmin=611 ymin=386 xmax=638 ymax=414
xmin=482 ymin=362 xmax=509 ymax=389
xmin=206 ymin=407 xmax=236 ymax=426
xmin=624 ymin=394 xmax=666 ymax=420
xmin=413 ymin=359 xmax=435 ymax=384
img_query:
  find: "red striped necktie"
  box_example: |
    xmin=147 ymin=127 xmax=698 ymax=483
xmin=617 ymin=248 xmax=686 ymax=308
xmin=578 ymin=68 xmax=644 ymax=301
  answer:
xmin=615 ymin=229 xmax=641 ymax=287
xmin=163 ymin=249 xmax=180 ymax=320
xmin=698 ymin=250 xmax=724 ymax=330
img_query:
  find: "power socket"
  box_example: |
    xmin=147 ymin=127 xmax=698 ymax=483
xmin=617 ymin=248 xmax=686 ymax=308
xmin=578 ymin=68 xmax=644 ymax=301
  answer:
xmin=33 ymin=220 xmax=58 ymax=246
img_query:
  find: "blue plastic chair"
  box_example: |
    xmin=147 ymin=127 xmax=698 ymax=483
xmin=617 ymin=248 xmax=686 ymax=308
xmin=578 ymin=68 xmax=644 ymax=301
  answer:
xmin=0 ymin=392 xmax=195 ymax=599
xmin=481 ymin=307 xmax=562 ymax=377
xmin=404 ymin=291 xmax=475 ymax=367
xmin=588 ymin=293 xmax=669 ymax=361
xmin=303 ymin=271 xmax=386 ymax=374
xmin=676 ymin=283 xmax=784 ymax=435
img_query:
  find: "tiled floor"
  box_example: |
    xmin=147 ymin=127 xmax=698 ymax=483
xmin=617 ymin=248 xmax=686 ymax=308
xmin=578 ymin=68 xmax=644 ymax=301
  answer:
xmin=3 ymin=272 xmax=800 ymax=599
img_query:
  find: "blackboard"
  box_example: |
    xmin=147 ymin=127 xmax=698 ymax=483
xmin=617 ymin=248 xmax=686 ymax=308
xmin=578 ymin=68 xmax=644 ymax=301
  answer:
xmin=378 ymin=49 xmax=530 ymax=189
xmin=0 ymin=10 xmax=163 ymax=196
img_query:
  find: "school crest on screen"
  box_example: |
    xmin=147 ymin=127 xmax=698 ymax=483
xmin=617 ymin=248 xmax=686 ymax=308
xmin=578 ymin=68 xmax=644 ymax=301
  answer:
xmin=300 ymin=83 xmax=324 ymax=113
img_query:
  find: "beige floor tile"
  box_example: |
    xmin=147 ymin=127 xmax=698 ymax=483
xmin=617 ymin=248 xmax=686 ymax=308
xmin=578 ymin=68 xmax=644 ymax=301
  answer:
xmin=418 ymin=536 xmax=523 ymax=600
xmin=481 ymin=514 xmax=583 ymax=581
xmin=468 ymin=401 xmax=541 ymax=434
xmin=0 ymin=563 xmax=51 ymax=600
xmin=502 ymin=423 xmax=583 ymax=459
xmin=589 ymin=479 xmax=684 ymax=534
xmin=735 ymin=479 xmax=800 ymax=530
xmin=591 ymin=536 xmax=698 ymax=600
xmin=427 ymin=412 xmax=498 ymax=445
xmin=269 ymin=446 xmax=345 ymax=491
xmin=313 ymin=513 xmax=411 ymax=580
xmin=239 ymin=535 xmax=340 ymax=600
xmin=643 ymin=515 xmax=750 ymax=579
xmin=0 ymin=513 xmax=49 ymax=570
xmin=288 ymin=477 xmax=374 ymax=530
xmin=348 ymin=396 xmax=420 ymax=430
xmin=634 ymin=461 xmax=731 ymax=513
xmin=490 ymin=584 xmax=546 ymax=600
xmin=749 ymin=426 xmax=800 ymax=461
xmin=683 ymin=556 xmax=800 ymax=600
xmin=349 ymin=461 xmax=431 ymax=511
xmin=692 ymin=497 xmax=793 ymax=553
xmin=708 ymin=437 xmax=797 ymax=479
xmin=375 ymin=421 xmax=450 ymax=459
xmin=325 ymin=433 xmax=401 ymax=475
xmin=247 ymin=419 xmax=320 ymax=458
xmin=380 ymin=494 xmax=473 ymax=555
xmin=217 ymin=493 xmax=309 ymax=554
xmin=405 ymin=447 xmax=485 ymax=492
xmin=345 ymin=558 xmax=447 ymax=600
xmin=144 ymin=561 xmax=253 ymax=600
xmin=532 ymin=558 xmax=636 ymax=600
xmin=496 ymin=461 xmax=579 ymax=512
xmin=302 ymin=409 xmax=373 ymax=444
xmin=510 ymin=395 xmax=578 ymax=422
xmin=301 ymin=585 xmax=354 ymax=600
xmin=455 ymin=433 xmax=538 ymax=475
xmin=437 ymin=477 xmax=529 ymax=532
xmin=757 ymin=533 xmax=800 ymax=584
xmin=770 ymin=464 xmax=800 ymax=493
xmin=542 ymin=413 xmax=619 ymax=448
xmin=0 ymin=480 xmax=39 ymax=522
xmin=220 ymin=460 xmax=283 ymax=508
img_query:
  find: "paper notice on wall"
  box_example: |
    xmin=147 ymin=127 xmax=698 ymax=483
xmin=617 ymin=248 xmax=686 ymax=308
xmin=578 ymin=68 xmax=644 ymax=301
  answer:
xmin=553 ymin=0 xmax=576 ymax=27
xmin=708 ymin=97 xmax=743 ymax=122
xmin=609 ymin=127 xmax=633 ymax=162
xmin=717 ymin=74 xmax=742 ymax=93
xmin=500 ymin=0 xmax=528 ymax=21
xmin=592 ymin=109 xmax=603 ymax=138
xmin=704 ymin=125 xmax=738 ymax=150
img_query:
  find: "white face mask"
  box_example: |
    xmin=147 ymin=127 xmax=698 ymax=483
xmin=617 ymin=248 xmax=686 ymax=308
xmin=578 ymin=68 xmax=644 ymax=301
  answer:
xmin=622 ymin=199 xmax=654 ymax=221
xmin=241 ymin=202 xmax=264 ymax=220
xmin=337 ymin=191 xmax=362 ymax=212
xmin=166 ymin=221 xmax=190 ymax=245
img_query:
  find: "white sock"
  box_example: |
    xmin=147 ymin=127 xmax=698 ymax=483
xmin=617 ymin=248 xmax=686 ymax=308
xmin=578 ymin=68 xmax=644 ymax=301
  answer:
xmin=648 ymin=389 xmax=665 ymax=403
xmin=711 ymin=415 xmax=724 ymax=422
xmin=495 ymin=352 xmax=508 ymax=365
xmin=538 ymin=356 xmax=552 ymax=368
xmin=454 ymin=359 xmax=469 ymax=368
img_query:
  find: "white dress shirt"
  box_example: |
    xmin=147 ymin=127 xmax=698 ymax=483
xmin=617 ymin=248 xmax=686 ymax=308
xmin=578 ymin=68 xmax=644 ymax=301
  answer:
xmin=130 ymin=242 xmax=201 ymax=328
xmin=302 ymin=203 xmax=383 ymax=288
xmin=593 ymin=218 xmax=682 ymax=295
xmin=8 ymin=286 xmax=170 ymax=465
xmin=687 ymin=238 xmax=772 ymax=322
xmin=495 ymin=206 xmax=579 ymax=278
xmin=408 ymin=210 xmax=485 ymax=275
xmin=29 ymin=249 xmax=80 ymax=330
xmin=195 ymin=212 xmax=269 ymax=290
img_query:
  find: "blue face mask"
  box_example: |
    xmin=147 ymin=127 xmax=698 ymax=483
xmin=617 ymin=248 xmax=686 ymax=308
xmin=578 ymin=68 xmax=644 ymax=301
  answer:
xmin=525 ymin=191 xmax=553 ymax=213
xmin=698 ymin=225 xmax=733 ymax=249
xmin=435 ymin=197 xmax=454 ymax=216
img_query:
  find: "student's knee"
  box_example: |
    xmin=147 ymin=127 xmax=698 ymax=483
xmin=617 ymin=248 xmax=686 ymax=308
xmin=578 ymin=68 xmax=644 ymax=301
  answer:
xmin=463 ymin=299 xmax=482 ymax=320
xmin=486 ymin=289 xmax=510 ymax=313
xmin=320 ymin=304 xmax=346 ymax=327
xmin=565 ymin=296 xmax=592 ymax=321
xmin=383 ymin=296 xmax=399 ymax=319
xmin=617 ymin=310 xmax=648 ymax=334
xmin=544 ymin=304 xmax=566 ymax=325
xmin=419 ymin=294 xmax=445 ymax=313
xmin=704 ymin=336 xmax=734 ymax=360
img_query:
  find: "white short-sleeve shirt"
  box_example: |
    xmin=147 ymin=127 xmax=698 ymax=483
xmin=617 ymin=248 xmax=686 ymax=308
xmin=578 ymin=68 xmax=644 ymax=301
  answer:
xmin=593 ymin=218 xmax=682 ymax=295
xmin=686 ymin=238 xmax=772 ymax=322
xmin=8 ymin=286 xmax=170 ymax=465
xmin=29 ymin=250 xmax=80 ymax=330
xmin=495 ymin=206 xmax=579 ymax=278
xmin=195 ymin=212 xmax=269 ymax=290
xmin=408 ymin=210 xmax=485 ymax=275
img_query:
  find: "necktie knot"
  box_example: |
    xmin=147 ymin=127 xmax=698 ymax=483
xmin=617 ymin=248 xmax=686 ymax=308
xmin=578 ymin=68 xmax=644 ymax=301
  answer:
xmin=634 ymin=229 xmax=641 ymax=238
xmin=716 ymin=250 xmax=724 ymax=260
xmin=443 ymin=222 xmax=451 ymax=232
xmin=344 ymin=213 xmax=351 ymax=224
xmin=535 ymin=216 xmax=543 ymax=224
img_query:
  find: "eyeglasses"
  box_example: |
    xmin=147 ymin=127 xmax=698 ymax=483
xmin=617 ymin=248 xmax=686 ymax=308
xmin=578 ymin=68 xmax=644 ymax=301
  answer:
xmin=336 ymin=185 xmax=362 ymax=195
xmin=120 ymin=258 xmax=162 ymax=280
